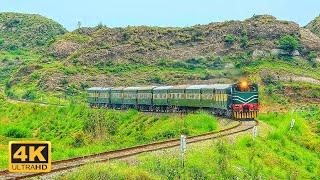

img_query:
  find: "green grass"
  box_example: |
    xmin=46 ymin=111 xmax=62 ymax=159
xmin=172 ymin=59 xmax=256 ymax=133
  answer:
xmin=0 ymin=101 xmax=218 ymax=169
xmin=60 ymin=110 xmax=320 ymax=179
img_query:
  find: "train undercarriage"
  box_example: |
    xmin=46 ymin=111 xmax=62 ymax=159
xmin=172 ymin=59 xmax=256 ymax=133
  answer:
xmin=90 ymin=103 xmax=258 ymax=120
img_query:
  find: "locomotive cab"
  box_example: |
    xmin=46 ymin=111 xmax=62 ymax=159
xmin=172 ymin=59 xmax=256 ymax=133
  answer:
xmin=231 ymin=81 xmax=259 ymax=119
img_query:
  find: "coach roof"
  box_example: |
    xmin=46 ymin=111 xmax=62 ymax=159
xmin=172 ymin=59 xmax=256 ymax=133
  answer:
xmin=153 ymin=86 xmax=174 ymax=90
xmin=87 ymin=87 xmax=111 ymax=91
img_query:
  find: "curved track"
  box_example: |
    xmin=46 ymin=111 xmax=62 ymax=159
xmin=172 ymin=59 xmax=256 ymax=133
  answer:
xmin=0 ymin=119 xmax=258 ymax=180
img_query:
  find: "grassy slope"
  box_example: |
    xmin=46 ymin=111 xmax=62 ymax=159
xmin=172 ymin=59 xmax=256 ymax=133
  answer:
xmin=60 ymin=109 xmax=320 ymax=179
xmin=0 ymin=100 xmax=218 ymax=169
xmin=3 ymin=49 xmax=320 ymax=105
xmin=0 ymin=12 xmax=67 ymax=49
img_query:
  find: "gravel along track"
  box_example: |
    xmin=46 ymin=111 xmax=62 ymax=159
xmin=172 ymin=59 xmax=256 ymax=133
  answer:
xmin=0 ymin=119 xmax=258 ymax=180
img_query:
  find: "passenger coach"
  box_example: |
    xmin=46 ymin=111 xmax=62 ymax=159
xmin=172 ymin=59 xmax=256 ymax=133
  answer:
xmin=87 ymin=82 xmax=259 ymax=120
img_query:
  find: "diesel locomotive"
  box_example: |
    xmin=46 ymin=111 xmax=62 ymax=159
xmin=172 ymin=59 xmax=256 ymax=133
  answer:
xmin=87 ymin=81 xmax=259 ymax=119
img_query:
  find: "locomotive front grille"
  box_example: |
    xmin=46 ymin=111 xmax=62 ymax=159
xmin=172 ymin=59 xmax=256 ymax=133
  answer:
xmin=233 ymin=111 xmax=258 ymax=119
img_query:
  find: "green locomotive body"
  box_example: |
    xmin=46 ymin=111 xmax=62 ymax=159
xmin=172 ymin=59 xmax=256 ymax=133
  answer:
xmin=87 ymin=82 xmax=259 ymax=120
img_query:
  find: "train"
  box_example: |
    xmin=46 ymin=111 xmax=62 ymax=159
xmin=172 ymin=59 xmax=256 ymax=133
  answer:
xmin=87 ymin=81 xmax=259 ymax=119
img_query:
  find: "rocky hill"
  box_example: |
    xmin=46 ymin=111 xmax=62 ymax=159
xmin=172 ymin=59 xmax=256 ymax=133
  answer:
xmin=306 ymin=15 xmax=320 ymax=37
xmin=1 ymin=13 xmax=320 ymax=104
xmin=0 ymin=12 xmax=67 ymax=50
xmin=50 ymin=15 xmax=320 ymax=67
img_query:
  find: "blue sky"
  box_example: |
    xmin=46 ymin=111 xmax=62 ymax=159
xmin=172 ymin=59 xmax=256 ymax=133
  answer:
xmin=1 ymin=0 xmax=319 ymax=30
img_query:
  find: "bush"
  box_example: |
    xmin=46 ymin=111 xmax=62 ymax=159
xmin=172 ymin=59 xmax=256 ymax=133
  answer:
xmin=71 ymin=131 xmax=86 ymax=147
xmin=66 ymin=85 xmax=78 ymax=96
xmin=60 ymin=78 xmax=68 ymax=86
xmin=224 ymin=34 xmax=236 ymax=45
xmin=208 ymin=57 xmax=223 ymax=69
xmin=22 ymin=90 xmax=36 ymax=100
xmin=5 ymin=18 xmax=20 ymax=28
xmin=149 ymin=76 xmax=164 ymax=84
xmin=0 ymin=38 xmax=4 ymax=46
xmin=261 ymin=74 xmax=276 ymax=85
xmin=0 ymin=92 xmax=5 ymax=102
xmin=240 ymin=36 xmax=249 ymax=48
xmin=7 ymin=44 xmax=18 ymax=51
xmin=277 ymin=35 xmax=299 ymax=53
xmin=5 ymin=127 xmax=29 ymax=138
xmin=122 ymin=32 xmax=130 ymax=41
xmin=80 ymin=82 xmax=89 ymax=90
xmin=265 ymin=85 xmax=274 ymax=95
xmin=5 ymin=91 xmax=16 ymax=99
xmin=308 ymin=51 xmax=317 ymax=61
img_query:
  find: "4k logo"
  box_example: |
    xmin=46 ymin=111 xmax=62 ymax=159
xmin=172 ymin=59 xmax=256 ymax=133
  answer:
xmin=9 ymin=141 xmax=51 ymax=173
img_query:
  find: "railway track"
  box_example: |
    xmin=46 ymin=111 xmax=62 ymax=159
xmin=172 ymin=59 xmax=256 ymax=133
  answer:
xmin=0 ymin=119 xmax=258 ymax=180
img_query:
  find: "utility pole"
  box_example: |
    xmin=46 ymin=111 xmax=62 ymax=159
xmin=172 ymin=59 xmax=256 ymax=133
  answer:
xmin=77 ymin=21 xmax=81 ymax=29
xmin=252 ymin=126 xmax=258 ymax=140
xmin=290 ymin=119 xmax=295 ymax=130
xmin=180 ymin=135 xmax=187 ymax=168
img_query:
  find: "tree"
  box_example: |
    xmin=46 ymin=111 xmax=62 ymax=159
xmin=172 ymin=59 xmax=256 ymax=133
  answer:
xmin=277 ymin=35 xmax=299 ymax=53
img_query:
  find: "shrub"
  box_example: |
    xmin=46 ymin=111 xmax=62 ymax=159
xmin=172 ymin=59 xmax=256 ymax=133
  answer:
xmin=60 ymin=78 xmax=68 ymax=86
xmin=208 ymin=57 xmax=223 ymax=69
xmin=0 ymin=92 xmax=5 ymax=102
xmin=5 ymin=18 xmax=20 ymax=28
xmin=191 ymin=30 xmax=204 ymax=42
xmin=224 ymin=34 xmax=236 ymax=45
xmin=22 ymin=90 xmax=36 ymax=100
xmin=30 ymin=73 xmax=40 ymax=80
xmin=80 ymin=82 xmax=89 ymax=90
xmin=308 ymin=51 xmax=317 ymax=61
xmin=5 ymin=91 xmax=16 ymax=98
xmin=277 ymin=35 xmax=299 ymax=53
xmin=0 ymin=38 xmax=4 ymax=46
xmin=234 ymin=53 xmax=252 ymax=68
xmin=5 ymin=127 xmax=29 ymax=138
xmin=240 ymin=35 xmax=249 ymax=48
xmin=122 ymin=32 xmax=130 ymax=41
xmin=71 ymin=131 xmax=86 ymax=147
xmin=261 ymin=74 xmax=276 ymax=85
xmin=66 ymin=85 xmax=78 ymax=96
xmin=7 ymin=44 xmax=18 ymax=51
xmin=265 ymin=85 xmax=274 ymax=95
xmin=149 ymin=76 xmax=164 ymax=84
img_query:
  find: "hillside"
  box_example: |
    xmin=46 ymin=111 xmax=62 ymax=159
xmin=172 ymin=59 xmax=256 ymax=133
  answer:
xmin=61 ymin=109 xmax=320 ymax=179
xmin=0 ymin=13 xmax=320 ymax=108
xmin=306 ymin=15 xmax=320 ymax=37
xmin=51 ymin=15 xmax=320 ymax=66
xmin=0 ymin=12 xmax=67 ymax=50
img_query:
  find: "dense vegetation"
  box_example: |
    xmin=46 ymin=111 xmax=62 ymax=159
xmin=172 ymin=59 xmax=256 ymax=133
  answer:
xmin=0 ymin=101 xmax=219 ymax=169
xmin=277 ymin=35 xmax=299 ymax=53
xmin=60 ymin=108 xmax=320 ymax=179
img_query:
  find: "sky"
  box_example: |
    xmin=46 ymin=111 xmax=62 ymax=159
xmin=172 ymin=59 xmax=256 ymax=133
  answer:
xmin=0 ymin=0 xmax=319 ymax=31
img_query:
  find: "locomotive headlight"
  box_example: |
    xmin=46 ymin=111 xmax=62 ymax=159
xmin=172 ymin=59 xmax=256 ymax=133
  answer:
xmin=240 ymin=81 xmax=248 ymax=88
